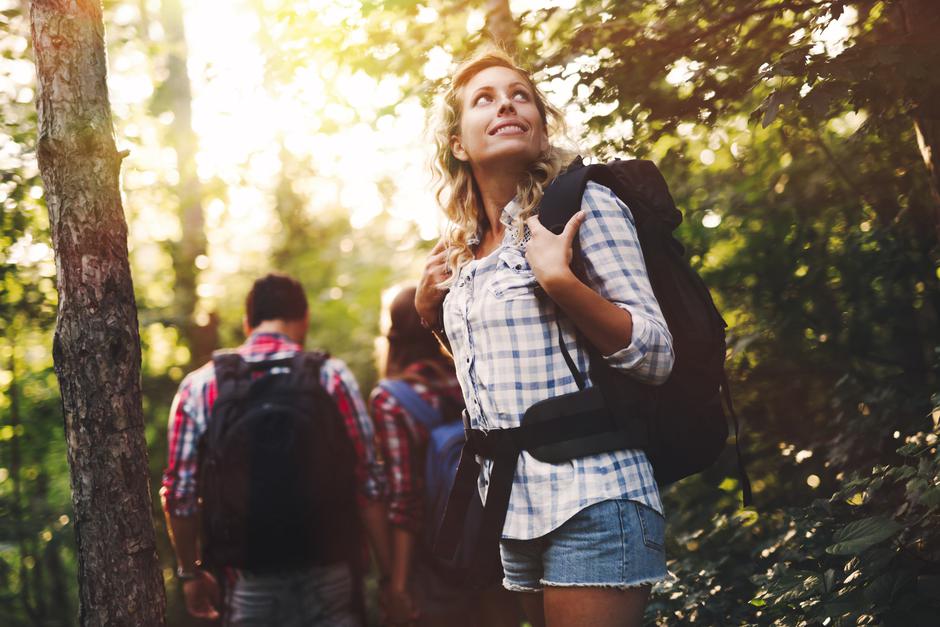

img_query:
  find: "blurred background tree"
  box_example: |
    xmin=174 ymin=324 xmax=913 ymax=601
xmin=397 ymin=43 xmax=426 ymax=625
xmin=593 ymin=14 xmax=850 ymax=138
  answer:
xmin=2 ymin=0 xmax=938 ymax=624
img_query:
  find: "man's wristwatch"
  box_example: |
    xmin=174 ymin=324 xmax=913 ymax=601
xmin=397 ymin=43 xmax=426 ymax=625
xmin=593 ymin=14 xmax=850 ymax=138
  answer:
xmin=176 ymin=566 xmax=199 ymax=581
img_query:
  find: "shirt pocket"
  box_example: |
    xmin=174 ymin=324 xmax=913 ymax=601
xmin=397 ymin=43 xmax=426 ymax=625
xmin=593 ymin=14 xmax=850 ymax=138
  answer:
xmin=488 ymin=247 xmax=539 ymax=300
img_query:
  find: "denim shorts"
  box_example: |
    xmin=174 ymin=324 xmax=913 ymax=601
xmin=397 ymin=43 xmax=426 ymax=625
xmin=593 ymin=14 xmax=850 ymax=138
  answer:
xmin=224 ymin=562 xmax=360 ymax=627
xmin=499 ymin=499 xmax=667 ymax=592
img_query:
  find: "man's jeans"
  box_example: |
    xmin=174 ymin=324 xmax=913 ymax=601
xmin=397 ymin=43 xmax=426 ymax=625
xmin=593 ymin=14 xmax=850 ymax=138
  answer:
xmin=224 ymin=562 xmax=360 ymax=627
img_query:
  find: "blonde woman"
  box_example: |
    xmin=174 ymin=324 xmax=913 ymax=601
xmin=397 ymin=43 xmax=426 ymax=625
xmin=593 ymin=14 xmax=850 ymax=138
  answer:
xmin=415 ymin=50 xmax=674 ymax=627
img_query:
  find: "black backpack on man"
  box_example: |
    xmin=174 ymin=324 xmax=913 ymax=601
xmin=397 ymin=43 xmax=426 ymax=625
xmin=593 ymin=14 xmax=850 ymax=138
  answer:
xmin=197 ymin=350 xmax=359 ymax=572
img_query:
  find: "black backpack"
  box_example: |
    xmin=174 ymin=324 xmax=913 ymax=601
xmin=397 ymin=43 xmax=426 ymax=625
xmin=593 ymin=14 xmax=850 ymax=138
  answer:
xmin=535 ymin=157 xmax=750 ymax=500
xmin=197 ymin=350 xmax=360 ymax=571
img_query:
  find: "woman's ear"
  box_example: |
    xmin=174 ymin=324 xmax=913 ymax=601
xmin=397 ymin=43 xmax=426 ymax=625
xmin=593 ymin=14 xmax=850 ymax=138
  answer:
xmin=451 ymin=135 xmax=469 ymax=162
xmin=539 ymin=128 xmax=550 ymax=153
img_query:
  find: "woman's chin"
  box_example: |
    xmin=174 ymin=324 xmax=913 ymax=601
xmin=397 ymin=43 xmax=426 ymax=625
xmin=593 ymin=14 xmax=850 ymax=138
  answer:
xmin=475 ymin=145 xmax=541 ymax=170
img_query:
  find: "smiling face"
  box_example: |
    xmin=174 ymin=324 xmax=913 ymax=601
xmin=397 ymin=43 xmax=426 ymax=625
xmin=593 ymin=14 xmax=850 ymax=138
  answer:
xmin=450 ymin=65 xmax=549 ymax=171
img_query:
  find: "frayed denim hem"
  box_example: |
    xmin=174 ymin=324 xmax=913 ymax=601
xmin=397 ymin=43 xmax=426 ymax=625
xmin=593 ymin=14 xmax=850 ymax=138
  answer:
xmin=538 ymin=576 xmax=666 ymax=590
xmin=502 ymin=579 xmax=542 ymax=593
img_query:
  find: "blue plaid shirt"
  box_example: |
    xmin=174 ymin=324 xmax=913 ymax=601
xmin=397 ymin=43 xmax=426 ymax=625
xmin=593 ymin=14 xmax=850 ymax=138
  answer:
xmin=443 ymin=182 xmax=674 ymax=540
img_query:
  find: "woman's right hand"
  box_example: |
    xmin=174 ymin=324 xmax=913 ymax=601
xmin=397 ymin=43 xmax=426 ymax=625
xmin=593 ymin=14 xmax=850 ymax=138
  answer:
xmin=415 ymin=239 xmax=450 ymax=327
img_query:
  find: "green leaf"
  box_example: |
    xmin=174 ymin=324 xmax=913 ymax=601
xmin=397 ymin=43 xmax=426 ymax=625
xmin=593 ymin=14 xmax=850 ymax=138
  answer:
xmin=918 ymin=486 xmax=940 ymax=509
xmin=826 ymin=516 xmax=902 ymax=555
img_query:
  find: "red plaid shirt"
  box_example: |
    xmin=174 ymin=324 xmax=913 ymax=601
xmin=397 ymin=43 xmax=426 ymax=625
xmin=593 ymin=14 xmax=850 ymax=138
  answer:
xmin=368 ymin=362 xmax=464 ymax=532
xmin=161 ymin=332 xmax=384 ymax=518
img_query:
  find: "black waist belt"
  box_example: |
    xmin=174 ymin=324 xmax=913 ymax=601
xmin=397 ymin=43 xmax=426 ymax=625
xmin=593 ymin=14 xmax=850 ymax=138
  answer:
xmin=433 ymin=399 xmax=639 ymax=585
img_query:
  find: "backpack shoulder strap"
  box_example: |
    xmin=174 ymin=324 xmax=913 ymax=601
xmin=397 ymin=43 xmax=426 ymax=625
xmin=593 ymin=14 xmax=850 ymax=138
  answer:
xmin=288 ymin=350 xmax=329 ymax=391
xmin=605 ymin=159 xmax=682 ymax=231
xmin=539 ymin=157 xmax=682 ymax=235
xmin=378 ymin=379 xmax=442 ymax=431
xmin=538 ymin=157 xmax=608 ymax=234
xmin=212 ymin=350 xmax=251 ymax=403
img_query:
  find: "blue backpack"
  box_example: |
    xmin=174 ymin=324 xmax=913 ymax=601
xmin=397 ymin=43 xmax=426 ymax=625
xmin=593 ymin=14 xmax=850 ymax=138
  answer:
xmin=378 ymin=379 xmax=482 ymax=581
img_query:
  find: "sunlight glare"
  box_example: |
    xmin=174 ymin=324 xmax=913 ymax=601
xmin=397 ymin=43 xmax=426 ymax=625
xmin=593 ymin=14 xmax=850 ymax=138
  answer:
xmin=416 ymin=5 xmax=438 ymax=24
xmin=128 ymin=0 xmax=450 ymax=297
xmin=811 ymin=7 xmax=857 ymax=57
xmin=423 ymin=47 xmax=453 ymax=81
xmin=665 ymin=59 xmax=701 ymax=86
xmin=466 ymin=10 xmax=485 ymax=33
xmin=702 ymin=211 xmax=722 ymax=228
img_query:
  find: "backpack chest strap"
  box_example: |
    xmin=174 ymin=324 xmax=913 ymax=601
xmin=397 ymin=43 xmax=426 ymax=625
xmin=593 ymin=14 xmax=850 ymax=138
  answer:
xmin=434 ymin=405 xmax=633 ymax=586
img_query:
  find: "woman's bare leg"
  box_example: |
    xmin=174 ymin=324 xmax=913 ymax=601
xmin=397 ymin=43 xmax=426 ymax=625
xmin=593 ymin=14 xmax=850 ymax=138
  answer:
xmin=472 ymin=584 xmax=524 ymax=627
xmin=543 ymin=585 xmax=650 ymax=627
xmin=517 ymin=591 xmax=546 ymax=627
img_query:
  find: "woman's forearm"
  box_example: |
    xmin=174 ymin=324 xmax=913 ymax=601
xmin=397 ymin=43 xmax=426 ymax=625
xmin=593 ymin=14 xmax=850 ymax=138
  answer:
xmin=542 ymin=270 xmax=633 ymax=357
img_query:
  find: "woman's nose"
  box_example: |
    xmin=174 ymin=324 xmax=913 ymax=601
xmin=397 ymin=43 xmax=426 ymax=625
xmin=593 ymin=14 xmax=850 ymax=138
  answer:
xmin=497 ymin=95 xmax=516 ymax=114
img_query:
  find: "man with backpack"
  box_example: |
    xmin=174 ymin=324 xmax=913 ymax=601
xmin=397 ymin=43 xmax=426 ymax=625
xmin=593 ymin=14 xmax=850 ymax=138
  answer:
xmin=160 ymin=273 xmax=388 ymax=626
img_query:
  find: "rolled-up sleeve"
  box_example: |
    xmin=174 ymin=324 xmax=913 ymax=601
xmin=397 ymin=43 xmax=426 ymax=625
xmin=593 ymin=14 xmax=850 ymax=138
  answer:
xmin=578 ymin=181 xmax=675 ymax=384
xmin=370 ymin=389 xmax=423 ymax=532
xmin=322 ymin=358 xmax=386 ymax=502
xmin=161 ymin=375 xmax=202 ymax=517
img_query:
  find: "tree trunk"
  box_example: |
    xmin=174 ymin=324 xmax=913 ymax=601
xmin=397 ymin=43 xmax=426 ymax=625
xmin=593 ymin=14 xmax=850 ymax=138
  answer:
xmin=484 ymin=0 xmax=517 ymax=52
xmin=28 ymin=1 xmax=166 ymax=625
xmin=159 ymin=0 xmax=212 ymax=368
xmin=898 ymin=0 xmax=940 ymax=242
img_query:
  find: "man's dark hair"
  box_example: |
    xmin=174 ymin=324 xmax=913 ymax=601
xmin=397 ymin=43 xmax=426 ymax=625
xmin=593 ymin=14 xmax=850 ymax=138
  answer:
xmin=245 ymin=273 xmax=308 ymax=328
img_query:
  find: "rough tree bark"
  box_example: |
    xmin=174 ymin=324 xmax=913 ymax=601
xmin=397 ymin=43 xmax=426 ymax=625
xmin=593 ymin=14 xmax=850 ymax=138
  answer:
xmin=28 ymin=1 xmax=166 ymax=625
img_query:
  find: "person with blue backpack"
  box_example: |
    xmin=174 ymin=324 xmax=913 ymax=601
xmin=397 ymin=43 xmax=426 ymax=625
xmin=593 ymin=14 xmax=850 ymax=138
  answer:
xmin=414 ymin=49 xmax=682 ymax=627
xmin=369 ymin=286 xmax=520 ymax=627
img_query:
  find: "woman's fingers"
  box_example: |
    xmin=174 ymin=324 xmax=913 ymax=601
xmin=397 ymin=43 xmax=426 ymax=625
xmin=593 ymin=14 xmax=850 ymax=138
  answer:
xmin=561 ymin=210 xmax=586 ymax=247
xmin=430 ymin=238 xmax=447 ymax=255
xmin=424 ymin=241 xmax=451 ymax=281
xmin=526 ymin=211 xmax=584 ymax=245
xmin=416 ymin=241 xmax=452 ymax=321
xmin=525 ymin=215 xmax=548 ymax=236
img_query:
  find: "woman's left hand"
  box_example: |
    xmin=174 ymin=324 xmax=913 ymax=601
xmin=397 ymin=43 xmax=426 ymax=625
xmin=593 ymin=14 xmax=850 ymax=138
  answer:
xmin=524 ymin=211 xmax=586 ymax=293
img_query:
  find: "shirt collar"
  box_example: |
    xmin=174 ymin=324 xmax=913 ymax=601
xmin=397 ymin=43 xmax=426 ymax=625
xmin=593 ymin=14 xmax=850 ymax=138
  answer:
xmin=246 ymin=331 xmax=301 ymax=349
xmin=499 ymin=197 xmax=525 ymax=230
xmin=468 ymin=198 xmax=525 ymax=249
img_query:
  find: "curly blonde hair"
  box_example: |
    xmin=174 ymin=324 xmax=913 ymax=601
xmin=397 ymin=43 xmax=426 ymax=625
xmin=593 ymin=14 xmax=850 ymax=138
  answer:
xmin=429 ymin=49 xmax=575 ymax=277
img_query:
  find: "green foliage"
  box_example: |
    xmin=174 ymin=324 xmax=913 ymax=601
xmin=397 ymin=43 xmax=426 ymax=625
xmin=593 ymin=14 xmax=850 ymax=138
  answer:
xmin=652 ymin=422 xmax=940 ymax=625
xmin=3 ymin=1 xmax=939 ymax=625
xmin=752 ymin=427 xmax=940 ymax=626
